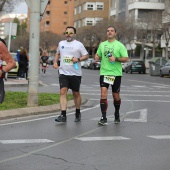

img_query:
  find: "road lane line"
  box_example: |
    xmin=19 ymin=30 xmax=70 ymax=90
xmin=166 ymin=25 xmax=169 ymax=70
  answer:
xmin=90 ymin=99 xmax=170 ymax=102
xmin=0 ymin=104 xmax=100 ymax=126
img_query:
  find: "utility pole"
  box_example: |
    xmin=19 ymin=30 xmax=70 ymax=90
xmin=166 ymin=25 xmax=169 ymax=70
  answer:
xmin=27 ymin=0 xmax=40 ymax=106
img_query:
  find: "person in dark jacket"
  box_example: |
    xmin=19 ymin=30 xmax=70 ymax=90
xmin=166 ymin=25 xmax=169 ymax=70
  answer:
xmin=18 ymin=48 xmax=29 ymax=79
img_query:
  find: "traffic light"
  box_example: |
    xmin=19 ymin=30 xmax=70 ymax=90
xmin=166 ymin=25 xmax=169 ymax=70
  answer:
xmin=12 ymin=36 xmax=16 ymax=39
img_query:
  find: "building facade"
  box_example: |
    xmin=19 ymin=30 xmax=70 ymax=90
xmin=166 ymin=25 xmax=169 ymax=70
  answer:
xmin=39 ymin=0 xmax=74 ymax=35
xmin=110 ymin=0 xmax=165 ymax=21
xmin=74 ymin=0 xmax=110 ymax=31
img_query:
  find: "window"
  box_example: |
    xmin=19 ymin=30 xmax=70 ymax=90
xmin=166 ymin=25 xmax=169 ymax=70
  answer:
xmin=86 ymin=20 xmax=93 ymax=25
xmin=97 ymin=4 xmax=103 ymax=10
xmin=87 ymin=4 xmax=94 ymax=10
xmin=46 ymin=11 xmax=50 ymax=15
xmin=64 ymin=22 xmax=67 ymax=25
xmin=64 ymin=11 xmax=67 ymax=14
xmin=46 ymin=21 xmax=50 ymax=26
xmin=64 ymin=1 xmax=68 ymax=4
xmin=48 ymin=0 xmax=50 ymax=5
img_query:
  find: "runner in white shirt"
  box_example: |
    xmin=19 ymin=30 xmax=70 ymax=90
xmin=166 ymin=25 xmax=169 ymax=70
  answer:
xmin=53 ymin=26 xmax=89 ymax=123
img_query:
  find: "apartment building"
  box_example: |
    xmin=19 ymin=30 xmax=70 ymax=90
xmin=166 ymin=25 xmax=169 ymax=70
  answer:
xmin=39 ymin=0 xmax=74 ymax=35
xmin=74 ymin=0 xmax=110 ymax=31
xmin=110 ymin=0 xmax=165 ymax=21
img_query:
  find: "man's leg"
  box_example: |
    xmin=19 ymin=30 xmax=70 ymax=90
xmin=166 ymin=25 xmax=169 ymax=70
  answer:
xmin=98 ymin=87 xmax=108 ymax=126
xmin=72 ymin=91 xmax=82 ymax=122
xmin=112 ymin=76 xmax=121 ymax=123
xmin=55 ymin=87 xmax=68 ymax=122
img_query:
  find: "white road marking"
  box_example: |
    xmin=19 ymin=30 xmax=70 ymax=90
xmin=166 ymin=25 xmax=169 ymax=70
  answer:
xmin=75 ymin=136 xmax=130 ymax=141
xmin=90 ymin=99 xmax=170 ymax=103
xmin=0 ymin=139 xmax=54 ymax=144
xmin=0 ymin=104 xmax=100 ymax=126
xmin=123 ymin=109 xmax=147 ymax=122
xmin=51 ymin=84 xmax=59 ymax=86
xmin=148 ymin=136 xmax=170 ymax=139
xmin=129 ymin=79 xmax=170 ymax=87
xmin=81 ymin=93 xmax=170 ymax=97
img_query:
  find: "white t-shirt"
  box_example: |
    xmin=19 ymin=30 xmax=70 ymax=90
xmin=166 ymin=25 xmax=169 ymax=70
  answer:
xmin=57 ymin=40 xmax=88 ymax=76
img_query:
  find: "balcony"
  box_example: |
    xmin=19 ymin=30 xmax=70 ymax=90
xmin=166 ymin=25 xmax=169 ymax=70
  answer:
xmin=128 ymin=0 xmax=165 ymax=10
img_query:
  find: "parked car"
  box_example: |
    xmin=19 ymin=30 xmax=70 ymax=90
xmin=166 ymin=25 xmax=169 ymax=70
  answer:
xmin=83 ymin=58 xmax=94 ymax=69
xmin=81 ymin=61 xmax=85 ymax=68
xmin=124 ymin=60 xmax=146 ymax=74
xmin=89 ymin=59 xmax=100 ymax=70
xmin=160 ymin=61 xmax=170 ymax=77
xmin=2 ymin=53 xmax=19 ymax=79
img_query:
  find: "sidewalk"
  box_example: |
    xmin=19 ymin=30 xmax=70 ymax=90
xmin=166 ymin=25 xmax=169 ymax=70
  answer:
xmin=1 ymin=79 xmax=87 ymax=120
xmin=4 ymin=78 xmax=28 ymax=87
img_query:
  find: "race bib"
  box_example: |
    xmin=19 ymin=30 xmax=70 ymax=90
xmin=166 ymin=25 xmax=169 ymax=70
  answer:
xmin=43 ymin=63 xmax=47 ymax=66
xmin=104 ymin=76 xmax=115 ymax=85
xmin=63 ymin=56 xmax=73 ymax=65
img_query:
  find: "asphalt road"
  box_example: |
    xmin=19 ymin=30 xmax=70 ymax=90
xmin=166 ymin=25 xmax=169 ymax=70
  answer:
xmin=1 ymin=66 xmax=170 ymax=170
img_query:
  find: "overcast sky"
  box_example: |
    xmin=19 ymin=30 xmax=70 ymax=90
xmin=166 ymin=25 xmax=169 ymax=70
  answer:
xmin=13 ymin=2 xmax=28 ymax=14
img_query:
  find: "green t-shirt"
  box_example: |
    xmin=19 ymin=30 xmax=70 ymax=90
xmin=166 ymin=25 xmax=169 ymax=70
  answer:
xmin=97 ymin=40 xmax=128 ymax=76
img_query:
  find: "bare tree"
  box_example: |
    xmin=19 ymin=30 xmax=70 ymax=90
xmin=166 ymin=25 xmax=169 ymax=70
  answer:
xmin=0 ymin=0 xmax=22 ymax=14
xmin=162 ymin=10 xmax=170 ymax=59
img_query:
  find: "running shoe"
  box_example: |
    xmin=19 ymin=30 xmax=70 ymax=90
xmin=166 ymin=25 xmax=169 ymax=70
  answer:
xmin=55 ymin=115 xmax=67 ymax=122
xmin=98 ymin=117 xmax=107 ymax=126
xmin=114 ymin=112 xmax=120 ymax=124
xmin=74 ymin=113 xmax=81 ymax=122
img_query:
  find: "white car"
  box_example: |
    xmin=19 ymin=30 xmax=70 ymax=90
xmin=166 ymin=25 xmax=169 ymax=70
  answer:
xmin=121 ymin=63 xmax=128 ymax=72
xmin=83 ymin=58 xmax=94 ymax=69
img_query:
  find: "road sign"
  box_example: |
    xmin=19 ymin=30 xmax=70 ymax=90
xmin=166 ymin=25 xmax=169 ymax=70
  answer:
xmin=40 ymin=0 xmax=49 ymax=16
xmin=25 ymin=0 xmax=48 ymax=16
xmin=4 ymin=23 xmax=17 ymax=36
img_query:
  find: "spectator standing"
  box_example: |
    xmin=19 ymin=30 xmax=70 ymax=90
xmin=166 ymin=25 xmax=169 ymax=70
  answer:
xmin=18 ymin=48 xmax=29 ymax=79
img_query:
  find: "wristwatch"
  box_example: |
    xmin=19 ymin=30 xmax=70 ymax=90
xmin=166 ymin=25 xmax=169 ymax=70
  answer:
xmin=78 ymin=58 xmax=81 ymax=62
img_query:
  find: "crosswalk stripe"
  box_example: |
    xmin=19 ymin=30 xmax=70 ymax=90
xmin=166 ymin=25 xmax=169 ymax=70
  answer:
xmin=75 ymin=136 xmax=130 ymax=141
xmin=0 ymin=139 xmax=54 ymax=144
xmin=148 ymin=136 xmax=170 ymax=139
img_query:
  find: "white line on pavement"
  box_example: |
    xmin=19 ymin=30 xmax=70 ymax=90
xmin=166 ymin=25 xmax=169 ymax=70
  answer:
xmin=0 ymin=139 xmax=54 ymax=144
xmin=90 ymin=99 xmax=170 ymax=102
xmin=75 ymin=136 xmax=130 ymax=141
xmin=148 ymin=136 xmax=170 ymax=139
xmin=0 ymin=104 xmax=100 ymax=126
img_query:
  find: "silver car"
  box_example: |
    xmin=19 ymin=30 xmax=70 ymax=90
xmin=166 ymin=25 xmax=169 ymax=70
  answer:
xmin=160 ymin=61 xmax=170 ymax=77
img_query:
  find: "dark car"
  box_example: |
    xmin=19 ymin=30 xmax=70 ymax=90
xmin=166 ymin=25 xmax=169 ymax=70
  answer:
xmin=160 ymin=61 xmax=170 ymax=77
xmin=125 ymin=60 xmax=146 ymax=74
xmin=89 ymin=59 xmax=100 ymax=70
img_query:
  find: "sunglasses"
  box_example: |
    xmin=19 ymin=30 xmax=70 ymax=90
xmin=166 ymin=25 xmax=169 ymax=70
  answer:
xmin=65 ymin=32 xmax=74 ymax=35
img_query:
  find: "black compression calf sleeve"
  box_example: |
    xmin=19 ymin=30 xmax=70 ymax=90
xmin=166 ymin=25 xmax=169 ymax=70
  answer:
xmin=114 ymin=99 xmax=121 ymax=112
xmin=100 ymin=99 xmax=108 ymax=112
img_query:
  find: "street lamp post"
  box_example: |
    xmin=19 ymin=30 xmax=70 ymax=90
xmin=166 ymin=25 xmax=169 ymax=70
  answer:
xmin=27 ymin=0 xmax=40 ymax=106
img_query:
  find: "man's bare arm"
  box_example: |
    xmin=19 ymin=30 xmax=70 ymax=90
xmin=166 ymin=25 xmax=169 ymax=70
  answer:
xmin=0 ymin=41 xmax=16 ymax=73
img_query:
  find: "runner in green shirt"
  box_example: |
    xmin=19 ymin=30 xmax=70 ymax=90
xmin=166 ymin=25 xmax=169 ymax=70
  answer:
xmin=95 ymin=26 xmax=129 ymax=125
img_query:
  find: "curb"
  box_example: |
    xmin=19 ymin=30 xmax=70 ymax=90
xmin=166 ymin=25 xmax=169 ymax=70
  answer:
xmin=0 ymin=98 xmax=87 ymax=120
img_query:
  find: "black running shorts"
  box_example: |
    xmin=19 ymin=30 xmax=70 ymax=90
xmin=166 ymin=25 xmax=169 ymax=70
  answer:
xmin=100 ymin=75 xmax=122 ymax=93
xmin=59 ymin=74 xmax=82 ymax=92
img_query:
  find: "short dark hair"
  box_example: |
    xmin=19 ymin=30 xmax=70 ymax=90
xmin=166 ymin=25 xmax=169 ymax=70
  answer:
xmin=0 ymin=38 xmax=7 ymax=47
xmin=65 ymin=26 xmax=76 ymax=34
xmin=107 ymin=26 xmax=117 ymax=33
